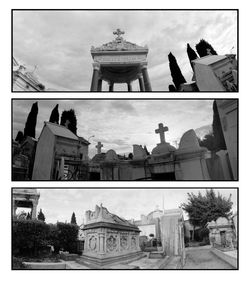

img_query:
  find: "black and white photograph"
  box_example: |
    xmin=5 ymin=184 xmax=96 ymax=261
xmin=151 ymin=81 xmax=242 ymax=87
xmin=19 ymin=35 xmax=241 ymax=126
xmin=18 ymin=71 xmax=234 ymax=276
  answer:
xmin=12 ymin=99 xmax=238 ymax=181
xmin=12 ymin=10 xmax=238 ymax=92
xmin=12 ymin=188 xmax=238 ymax=270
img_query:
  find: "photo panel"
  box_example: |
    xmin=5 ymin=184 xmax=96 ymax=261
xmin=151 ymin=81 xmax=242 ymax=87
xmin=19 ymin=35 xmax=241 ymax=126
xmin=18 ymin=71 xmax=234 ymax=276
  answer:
xmin=11 ymin=187 xmax=238 ymax=270
xmin=12 ymin=9 xmax=238 ymax=92
xmin=12 ymin=98 xmax=238 ymax=181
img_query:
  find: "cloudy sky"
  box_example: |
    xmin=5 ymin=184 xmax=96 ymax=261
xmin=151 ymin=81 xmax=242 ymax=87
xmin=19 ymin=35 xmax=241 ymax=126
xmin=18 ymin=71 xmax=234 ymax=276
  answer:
xmin=13 ymin=10 xmax=237 ymax=91
xmin=13 ymin=99 xmax=213 ymax=157
xmin=30 ymin=189 xmax=237 ymax=224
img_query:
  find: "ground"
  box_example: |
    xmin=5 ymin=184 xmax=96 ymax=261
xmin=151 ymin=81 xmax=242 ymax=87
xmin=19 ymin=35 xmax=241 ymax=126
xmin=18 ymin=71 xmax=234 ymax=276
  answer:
xmin=183 ymin=246 xmax=234 ymax=269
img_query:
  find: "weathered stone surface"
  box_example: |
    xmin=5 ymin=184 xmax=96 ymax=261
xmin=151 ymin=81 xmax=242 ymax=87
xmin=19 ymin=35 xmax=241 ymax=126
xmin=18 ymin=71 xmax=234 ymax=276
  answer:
xmin=105 ymin=149 xmax=118 ymax=161
xmin=133 ymin=144 xmax=147 ymax=160
xmin=179 ymin=129 xmax=200 ymax=151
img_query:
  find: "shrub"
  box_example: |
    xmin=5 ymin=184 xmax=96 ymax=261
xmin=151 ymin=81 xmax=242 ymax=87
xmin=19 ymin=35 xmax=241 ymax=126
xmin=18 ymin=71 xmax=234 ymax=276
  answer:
xmin=12 ymin=219 xmax=50 ymax=257
xmin=12 ymin=257 xmax=26 ymax=269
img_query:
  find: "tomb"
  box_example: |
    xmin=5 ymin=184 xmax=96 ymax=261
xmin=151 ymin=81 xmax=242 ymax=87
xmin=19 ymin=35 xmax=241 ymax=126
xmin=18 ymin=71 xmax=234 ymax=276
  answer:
xmin=207 ymin=217 xmax=236 ymax=249
xmin=90 ymin=29 xmax=152 ymax=92
xmin=98 ymin=123 xmax=210 ymax=180
xmin=12 ymin=189 xmax=40 ymax=219
xmin=193 ymin=55 xmax=238 ymax=91
xmin=216 ymin=99 xmax=238 ymax=180
xmin=77 ymin=204 xmax=144 ymax=268
xmin=32 ymin=122 xmax=90 ymax=180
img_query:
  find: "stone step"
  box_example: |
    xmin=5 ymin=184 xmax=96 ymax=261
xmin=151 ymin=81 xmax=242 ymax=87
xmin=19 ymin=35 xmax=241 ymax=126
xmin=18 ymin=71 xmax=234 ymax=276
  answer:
xmin=149 ymin=251 xmax=166 ymax=259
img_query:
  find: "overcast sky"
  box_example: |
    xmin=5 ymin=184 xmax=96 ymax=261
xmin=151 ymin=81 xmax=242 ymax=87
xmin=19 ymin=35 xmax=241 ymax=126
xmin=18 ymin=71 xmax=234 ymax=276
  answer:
xmin=13 ymin=99 xmax=213 ymax=157
xmin=13 ymin=10 xmax=237 ymax=91
xmin=31 ymin=189 xmax=237 ymax=224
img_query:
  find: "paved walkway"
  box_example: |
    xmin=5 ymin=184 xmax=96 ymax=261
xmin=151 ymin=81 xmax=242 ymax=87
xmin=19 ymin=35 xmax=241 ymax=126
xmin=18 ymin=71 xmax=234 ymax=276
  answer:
xmin=183 ymin=247 xmax=234 ymax=269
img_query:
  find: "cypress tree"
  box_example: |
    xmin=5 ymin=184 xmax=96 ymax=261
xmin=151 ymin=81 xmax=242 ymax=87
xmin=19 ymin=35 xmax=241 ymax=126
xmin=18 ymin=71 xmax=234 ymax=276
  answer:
xmin=24 ymin=102 xmax=38 ymax=138
xmin=212 ymin=100 xmax=227 ymax=151
xmin=70 ymin=212 xmax=77 ymax=224
xmin=168 ymin=84 xmax=177 ymax=92
xmin=60 ymin=109 xmax=77 ymax=135
xmin=168 ymin=52 xmax=186 ymax=90
xmin=195 ymin=39 xmax=218 ymax=58
xmin=49 ymin=104 xmax=59 ymax=124
xmin=187 ymin=43 xmax=199 ymax=70
xmin=37 ymin=209 xmax=45 ymax=222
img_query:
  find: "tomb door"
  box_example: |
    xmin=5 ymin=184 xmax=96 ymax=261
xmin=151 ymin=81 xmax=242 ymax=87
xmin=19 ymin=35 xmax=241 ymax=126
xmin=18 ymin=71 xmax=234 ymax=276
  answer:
xmin=220 ymin=231 xmax=226 ymax=247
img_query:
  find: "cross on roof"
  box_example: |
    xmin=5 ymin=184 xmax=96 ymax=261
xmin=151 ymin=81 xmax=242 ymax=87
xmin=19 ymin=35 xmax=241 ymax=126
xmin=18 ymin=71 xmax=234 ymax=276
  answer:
xmin=155 ymin=123 xmax=168 ymax=144
xmin=113 ymin=28 xmax=125 ymax=39
xmin=96 ymin=141 xmax=103 ymax=154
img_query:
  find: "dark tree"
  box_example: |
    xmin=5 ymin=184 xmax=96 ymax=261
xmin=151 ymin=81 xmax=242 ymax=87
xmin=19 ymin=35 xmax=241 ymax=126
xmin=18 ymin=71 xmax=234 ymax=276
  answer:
xmin=143 ymin=145 xmax=150 ymax=155
xmin=37 ymin=209 xmax=45 ymax=222
xmin=128 ymin=153 xmax=133 ymax=160
xmin=168 ymin=52 xmax=186 ymax=90
xmin=181 ymin=189 xmax=233 ymax=229
xmin=168 ymin=84 xmax=177 ymax=92
xmin=195 ymin=39 xmax=218 ymax=58
xmin=187 ymin=43 xmax=199 ymax=70
xmin=60 ymin=109 xmax=77 ymax=135
xmin=70 ymin=212 xmax=77 ymax=225
xmin=24 ymin=102 xmax=38 ymax=139
xmin=212 ymin=100 xmax=227 ymax=151
xmin=26 ymin=212 xmax=31 ymax=220
xmin=198 ymin=132 xmax=216 ymax=152
xmin=49 ymin=104 xmax=59 ymax=124
xmin=15 ymin=131 xmax=24 ymax=144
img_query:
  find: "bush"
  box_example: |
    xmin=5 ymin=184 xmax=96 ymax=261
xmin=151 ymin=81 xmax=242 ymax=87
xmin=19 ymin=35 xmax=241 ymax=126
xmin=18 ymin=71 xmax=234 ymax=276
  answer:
xmin=56 ymin=222 xmax=79 ymax=254
xmin=12 ymin=257 xmax=26 ymax=269
xmin=13 ymin=219 xmax=50 ymax=257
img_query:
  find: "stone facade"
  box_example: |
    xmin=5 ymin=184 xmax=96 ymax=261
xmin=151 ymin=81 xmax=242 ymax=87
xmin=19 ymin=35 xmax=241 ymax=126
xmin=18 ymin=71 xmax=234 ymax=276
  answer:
xmin=32 ymin=122 xmax=89 ymax=180
xmin=79 ymin=205 xmax=142 ymax=267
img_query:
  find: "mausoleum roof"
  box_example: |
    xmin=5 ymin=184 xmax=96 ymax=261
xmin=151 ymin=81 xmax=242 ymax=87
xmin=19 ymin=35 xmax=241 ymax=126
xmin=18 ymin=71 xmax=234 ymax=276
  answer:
xmin=193 ymin=55 xmax=227 ymax=66
xmin=45 ymin=122 xmax=79 ymax=141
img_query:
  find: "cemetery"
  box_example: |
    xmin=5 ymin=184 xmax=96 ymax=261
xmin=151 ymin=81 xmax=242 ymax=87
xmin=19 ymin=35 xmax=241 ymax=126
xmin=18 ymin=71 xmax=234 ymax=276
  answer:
xmin=12 ymin=189 xmax=238 ymax=270
xmin=12 ymin=99 xmax=238 ymax=181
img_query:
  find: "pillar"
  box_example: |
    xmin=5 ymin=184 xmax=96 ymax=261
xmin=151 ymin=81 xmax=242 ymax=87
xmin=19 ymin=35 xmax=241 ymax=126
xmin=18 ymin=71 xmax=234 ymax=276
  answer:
xmin=141 ymin=62 xmax=152 ymax=91
xmin=127 ymin=83 xmax=132 ymax=92
xmin=31 ymin=200 xmax=38 ymax=219
xmin=138 ymin=74 xmax=145 ymax=92
xmin=99 ymin=233 xmax=105 ymax=254
xmin=109 ymin=82 xmax=114 ymax=92
xmin=90 ymin=63 xmax=100 ymax=91
xmin=97 ymin=79 xmax=102 ymax=92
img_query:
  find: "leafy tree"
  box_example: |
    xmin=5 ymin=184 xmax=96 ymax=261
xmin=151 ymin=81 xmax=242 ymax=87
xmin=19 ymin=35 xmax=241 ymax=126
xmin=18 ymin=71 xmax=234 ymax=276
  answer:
xmin=60 ymin=109 xmax=77 ymax=135
xmin=24 ymin=102 xmax=38 ymax=138
xmin=49 ymin=104 xmax=59 ymax=124
xmin=181 ymin=189 xmax=233 ymax=230
xmin=168 ymin=52 xmax=186 ymax=90
xmin=15 ymin=131 xmax=24 ymax=144
xmin=187 ymin=43 xmax=199 ymax=70
xmin=212 ymin=100 xmax=227 ymax=151
xmin=70 ymin=212 xmax=77 ymax=224
xmin=37 ymin=209 xmax=45 ymax=222
xmin=195 ymin=39 xmax=218 ymax=58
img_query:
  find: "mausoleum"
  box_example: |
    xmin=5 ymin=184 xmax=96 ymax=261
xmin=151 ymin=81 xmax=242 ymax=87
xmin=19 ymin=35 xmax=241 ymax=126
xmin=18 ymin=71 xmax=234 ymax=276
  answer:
xmin=78 ymin=204 xmax=144 ymax=267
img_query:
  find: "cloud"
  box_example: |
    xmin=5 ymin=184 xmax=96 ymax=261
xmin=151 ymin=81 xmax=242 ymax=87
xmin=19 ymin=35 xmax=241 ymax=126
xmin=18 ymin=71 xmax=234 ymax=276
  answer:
xmin=13 ymin=10 xmax=237 ymax=91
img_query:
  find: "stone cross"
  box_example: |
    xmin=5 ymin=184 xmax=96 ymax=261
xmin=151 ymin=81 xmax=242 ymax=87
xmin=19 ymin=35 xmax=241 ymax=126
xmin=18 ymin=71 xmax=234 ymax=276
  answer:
xmin=96 ymin=141 xmax=103 ymax=154
xmin=155 ymin=123 xmax=168 ymax=144
xmin=113 ymin=28 xmax=125 ymax=39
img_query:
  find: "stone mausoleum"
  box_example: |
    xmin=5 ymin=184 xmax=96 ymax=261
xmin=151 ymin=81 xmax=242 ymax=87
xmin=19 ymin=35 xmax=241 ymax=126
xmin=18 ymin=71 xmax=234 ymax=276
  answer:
xmin=90 ymin=29 xmax=152 ymax=92
xmin=78 ymin=204 xmax=144 ymax=267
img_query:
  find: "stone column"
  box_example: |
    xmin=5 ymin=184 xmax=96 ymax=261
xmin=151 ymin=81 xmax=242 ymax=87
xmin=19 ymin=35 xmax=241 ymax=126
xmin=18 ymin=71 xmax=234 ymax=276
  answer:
xmin=31 ymin=199 xmax=38 ymax=219
xmin=90 ymin=63 xmax=100 ymax=92
xmin=127 ymin=83 xmax=132 ymax=92
xmin=99 ymin=233 xmax=105 ymax=254
xmin=109 ymin=82 xmax=114 ymax=92
xmin=138 ymin=74 xmax=145 ymax=92
xmin=97 ymin=79 xmax=102 ymax=92
xmin=141 ymin=62 xmax=152 ymax=91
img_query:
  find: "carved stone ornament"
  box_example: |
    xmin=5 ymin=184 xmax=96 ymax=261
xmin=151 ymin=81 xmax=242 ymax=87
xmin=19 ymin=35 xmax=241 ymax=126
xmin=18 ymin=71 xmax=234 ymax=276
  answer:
xmin=131 ymin=236 xmax=137 ymax=250
xmin=120 ymin=235 xmax=128 ymax=250
xmin=89 ymin=235 xmax=97 ymax=251
xmin=106 ymin=235 xmax=118 ymax=252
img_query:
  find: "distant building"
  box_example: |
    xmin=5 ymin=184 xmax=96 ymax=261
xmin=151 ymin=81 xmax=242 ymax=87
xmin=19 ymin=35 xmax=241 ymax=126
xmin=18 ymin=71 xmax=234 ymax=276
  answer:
xmin=12 ymin=57 xmax=45 ymax=91
xmin=32 ymin=122 xmax=90 ymax=180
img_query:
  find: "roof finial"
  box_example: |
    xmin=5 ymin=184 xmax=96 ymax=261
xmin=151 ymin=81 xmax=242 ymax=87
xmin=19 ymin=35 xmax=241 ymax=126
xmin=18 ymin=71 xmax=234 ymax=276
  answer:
xmin=113 ymin=28 xmax=125 ymax=41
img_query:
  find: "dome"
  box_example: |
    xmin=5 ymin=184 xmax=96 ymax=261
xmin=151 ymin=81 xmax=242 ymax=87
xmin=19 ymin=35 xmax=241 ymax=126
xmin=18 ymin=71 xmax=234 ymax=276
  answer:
xmin=151 ymin=142 xmax=176 ymax=155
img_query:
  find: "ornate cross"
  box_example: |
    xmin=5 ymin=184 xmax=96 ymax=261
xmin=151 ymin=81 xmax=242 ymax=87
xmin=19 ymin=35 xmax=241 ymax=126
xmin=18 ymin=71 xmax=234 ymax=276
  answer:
xmin=96 ymin=141 xmax=103 ymax=154
xmin=113 ymin=28 xmax=125 ymax=39
xmin=155 ymin=123 xmax=168 ymax=144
